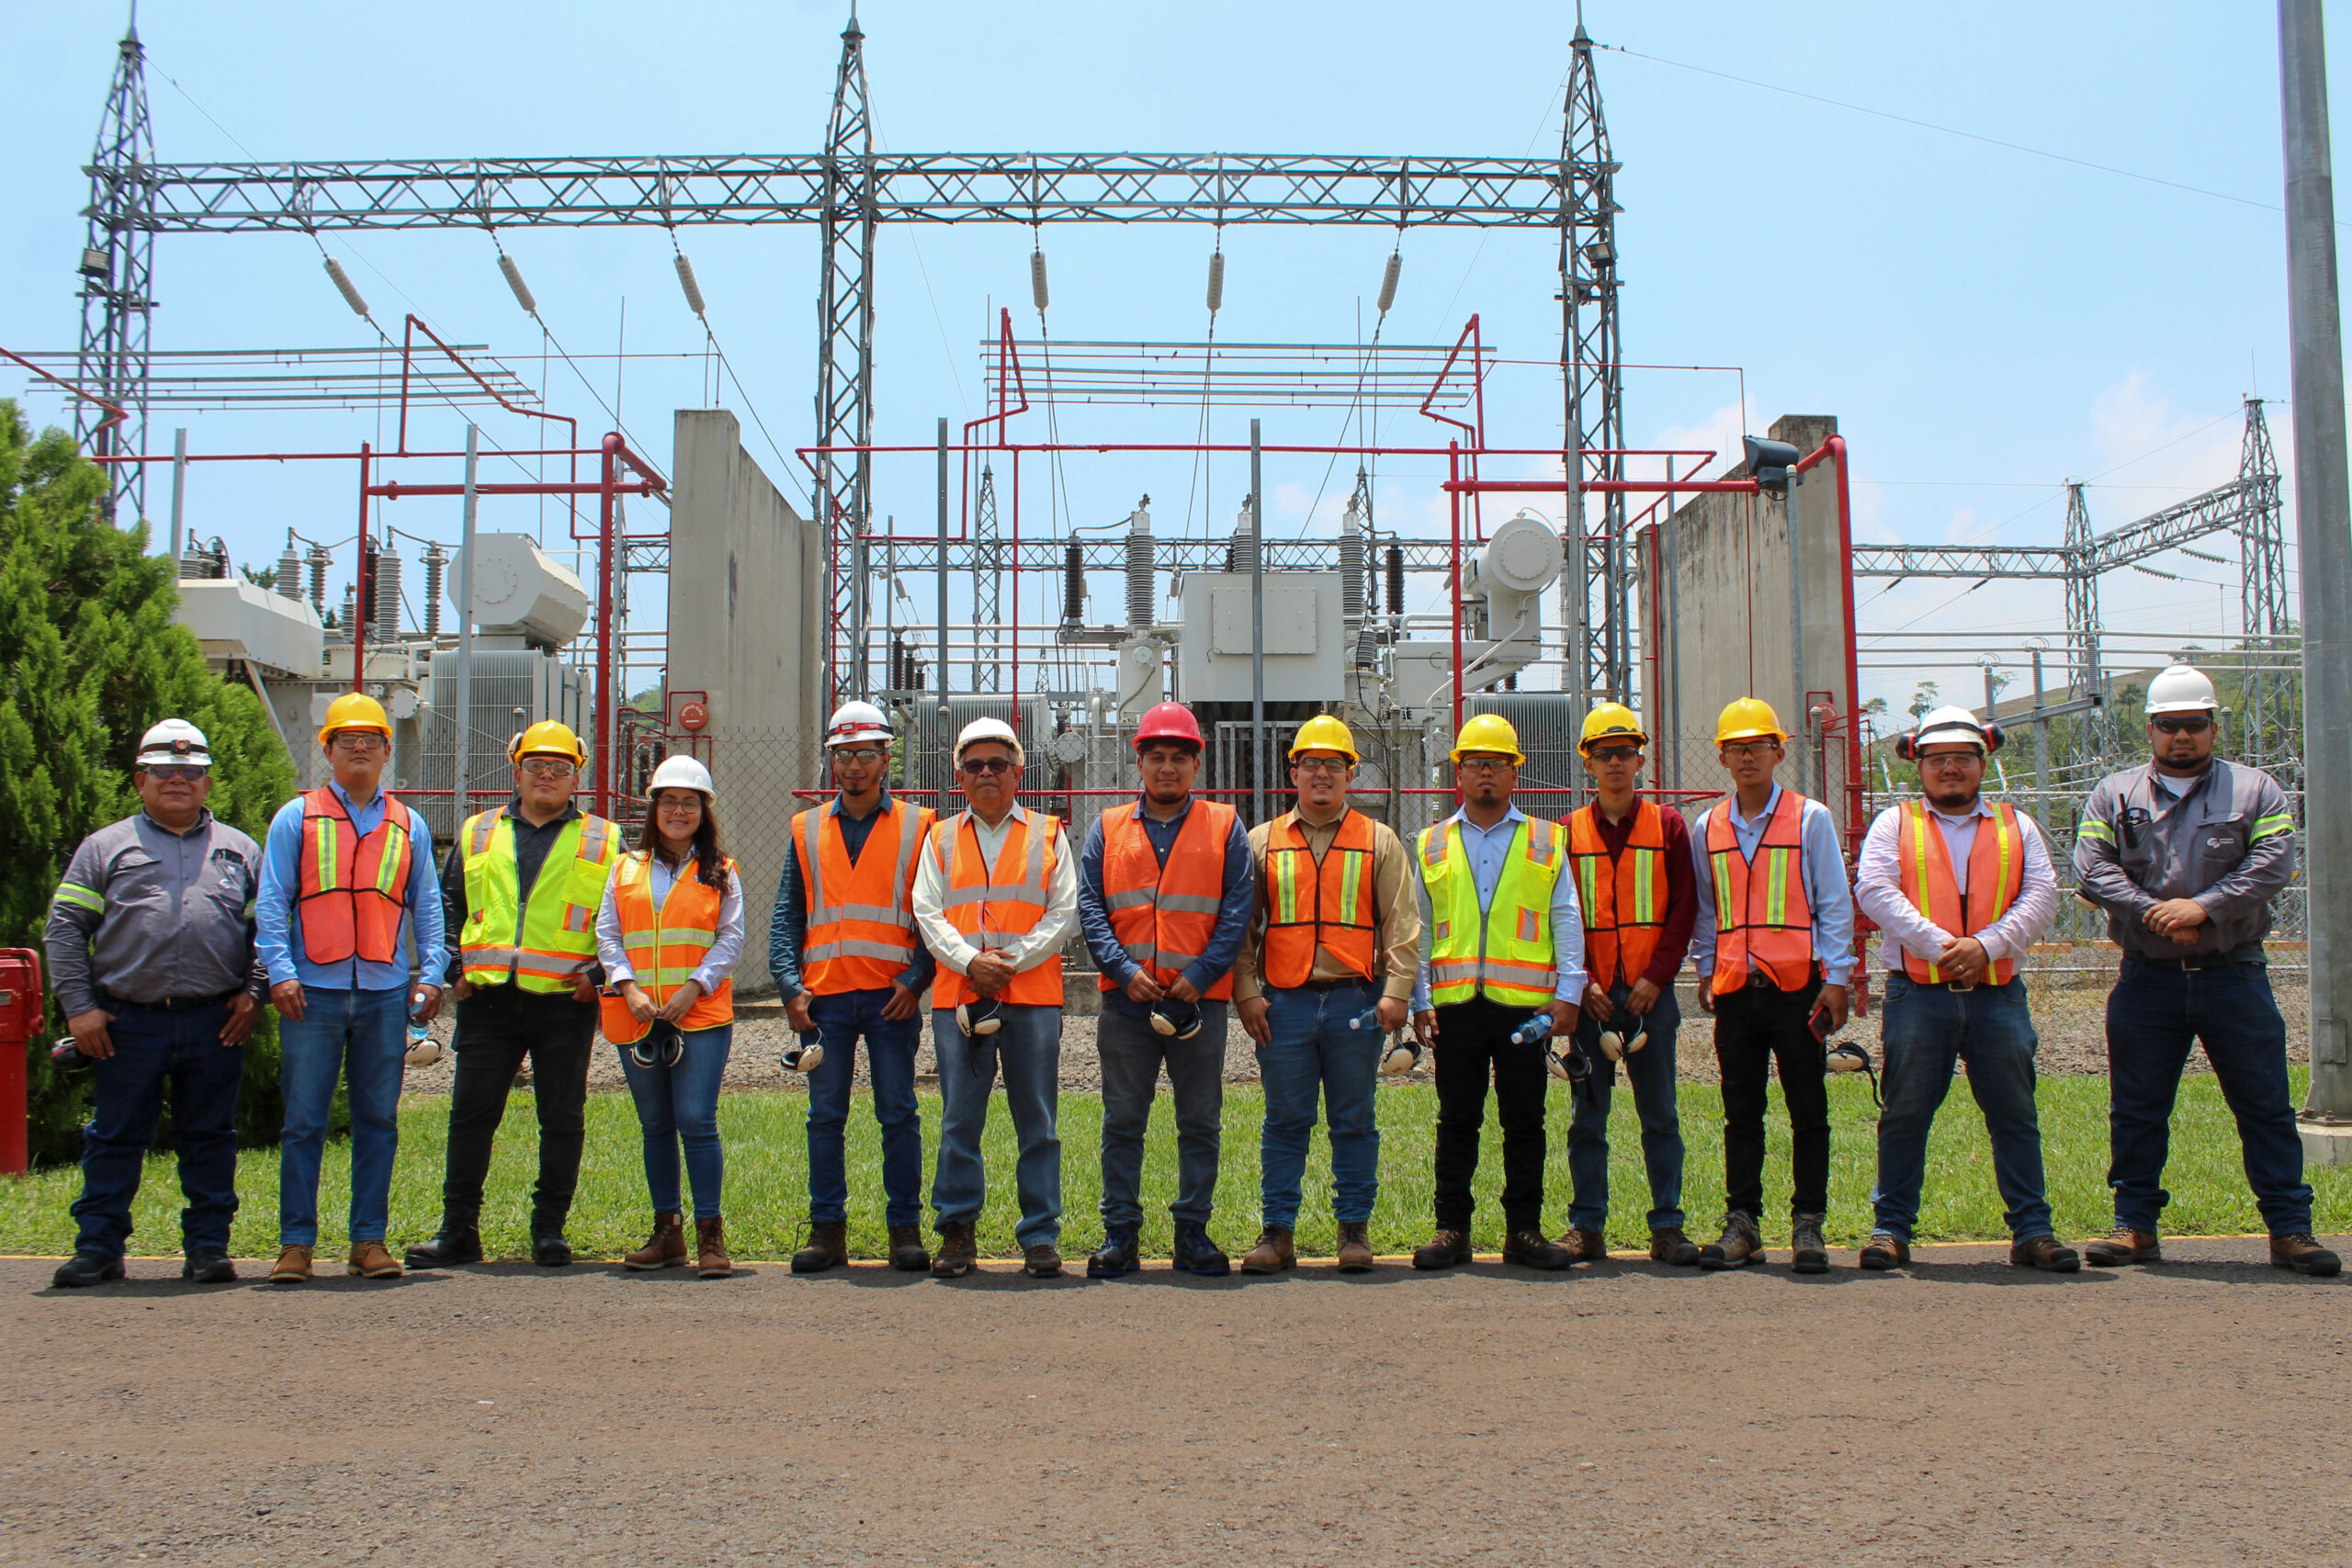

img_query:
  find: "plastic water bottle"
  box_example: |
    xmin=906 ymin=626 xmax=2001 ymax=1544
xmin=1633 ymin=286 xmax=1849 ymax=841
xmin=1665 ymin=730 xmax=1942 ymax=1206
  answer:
xmin=1510 ymin=1010 xmax=1555 ymax=1047
xmin=1347 ymin=1006 xmax=1383 ymax=1032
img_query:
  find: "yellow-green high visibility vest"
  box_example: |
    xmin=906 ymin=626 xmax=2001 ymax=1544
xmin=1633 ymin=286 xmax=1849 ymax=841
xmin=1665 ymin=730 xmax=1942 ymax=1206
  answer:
xmin=458 ymin=807 xmax=621 ymax=992
xmin=1417 ymin=813 xmax=1564 ymax=1008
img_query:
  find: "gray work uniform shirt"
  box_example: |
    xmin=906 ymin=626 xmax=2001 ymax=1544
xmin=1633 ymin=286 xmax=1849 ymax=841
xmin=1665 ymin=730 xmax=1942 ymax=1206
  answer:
xmin=2072 ymin=760 xmax=2297 ymax=960
xmin=45 ymin=809 xmax=267 ymax=1017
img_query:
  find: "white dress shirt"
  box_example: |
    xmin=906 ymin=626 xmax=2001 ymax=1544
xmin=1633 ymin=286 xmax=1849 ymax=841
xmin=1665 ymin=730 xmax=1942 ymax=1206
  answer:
xmin=911 ymin=802 xmax=1080 ymax=976
xmin=1852 ymin=798 xmax=2059 ymax=968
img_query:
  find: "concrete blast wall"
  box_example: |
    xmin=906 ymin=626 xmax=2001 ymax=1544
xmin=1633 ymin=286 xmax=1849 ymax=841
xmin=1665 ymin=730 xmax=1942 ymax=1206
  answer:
xmin=1641 ymin=414 xmax=1855 ymax=820
xmin=668 ymin=408 xmax=827 ymax=986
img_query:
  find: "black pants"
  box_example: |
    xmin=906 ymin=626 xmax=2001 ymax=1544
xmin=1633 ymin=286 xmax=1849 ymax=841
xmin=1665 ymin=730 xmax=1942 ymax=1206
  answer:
xmin=1432 ymin=996 xmax=1550 ymax=1233
xmin=443 ymin=983 xmax=597 ymax=1230
xmin=1713 ymin=976 xmax=1829 ymax=1220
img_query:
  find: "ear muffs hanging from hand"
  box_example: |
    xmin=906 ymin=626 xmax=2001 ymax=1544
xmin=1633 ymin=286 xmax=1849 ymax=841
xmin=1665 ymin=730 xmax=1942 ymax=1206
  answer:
xmin=780 ymin=1035 xmax=825 ymax=1074
xmin=1596 ymin=1020 xmax=1649 ymax=1062
xmin=956 ymin=998 xmax=1005 ymax=1038
xmin=1826 ymin=1041 xmax=1883 ymax=1106
xmin=1149 ymin=999 xmax=1204 ymax=1040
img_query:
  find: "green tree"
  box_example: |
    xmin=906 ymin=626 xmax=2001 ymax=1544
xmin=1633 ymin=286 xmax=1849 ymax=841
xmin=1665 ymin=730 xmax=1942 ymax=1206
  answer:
xmin=0 ymin=401 xmax=296 ymax=1162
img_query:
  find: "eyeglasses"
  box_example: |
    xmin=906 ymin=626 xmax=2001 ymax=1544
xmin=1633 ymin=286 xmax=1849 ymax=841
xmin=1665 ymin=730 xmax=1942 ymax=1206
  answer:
xmin=519 ymin=758 xmax=577 ymax=779
xmin=2152 ymin=715 xmax=2212 ymax=735
xmin=143 ymin=765 xmax=208 ymax=783
xmin=959 ymin=756 xmax=1016 ymax=775
xmin=1720 ymin=740 xmax=1779 ymax=761
xmin=1585 ymin=746 xmax=1642 ymax=764
xmin=1291 ymin=756 xmax=1351 ymax=775
xmin=329 ymin=734 xmax=387 ymax=753
xmin=1455 ymin=757 xmax=1516 ymax=774
xmin=831 ymin=747 xmax=888 ymax=767
xmin=654 ymin=796 xmax=703 ymax=812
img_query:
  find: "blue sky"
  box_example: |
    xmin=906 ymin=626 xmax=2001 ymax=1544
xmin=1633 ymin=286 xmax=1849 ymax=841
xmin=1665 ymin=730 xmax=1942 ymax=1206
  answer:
xmin=1 ymin=1 xmax=2338 ymax=716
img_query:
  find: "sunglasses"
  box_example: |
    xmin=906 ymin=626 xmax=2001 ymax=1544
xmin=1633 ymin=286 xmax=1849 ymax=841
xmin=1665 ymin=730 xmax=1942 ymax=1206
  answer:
xmin=2152 ymin=715 xmax=2212 ymax=735
xmin=1456 ymin=757 xmax=1516 ymax=774
xmin=519 ymin=759 xmax=577 ymax=779
xmin=1720 ymin=741 xmax=1779 ymax=761
xmin=1585 ymin=746 xmax=1642 ymax=764
xmin=143 ymin=765 xmax=208 ymax=783
xmin=329 ymin=734 xmax=388 ymax=753
xmin=959 ymin=756 xmax=1015 ymax=775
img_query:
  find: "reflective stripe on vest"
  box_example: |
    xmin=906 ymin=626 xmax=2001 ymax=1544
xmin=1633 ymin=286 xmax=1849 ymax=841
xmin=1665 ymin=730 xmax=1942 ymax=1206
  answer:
xmin=1261 ymin=808 xmax=1379 ymax=988
xmin=1569 ymin=800 xmax=1668 ymax=987
xmin=1704 ymin=790 xmax=1815 ymax=995
xmin=1416 ymin=814 xmax=1564 ymax=1008
xmin=1097 ymin=799 xmax=1239 ymax=998
xmin=1897 ymin=800 xmax=2025 ymax=986
xmin=930 ymin=809 xmax=1064 ymax=1009
xmin=458 ymin=807 xmax=621 ymax=992
xmin=296 ymin=787 xmax=415 ymax=965
xmin=794 ymin=798 xmax=933 ymax=994
xmin=599 ymin=852 xmax=736 ymax=1043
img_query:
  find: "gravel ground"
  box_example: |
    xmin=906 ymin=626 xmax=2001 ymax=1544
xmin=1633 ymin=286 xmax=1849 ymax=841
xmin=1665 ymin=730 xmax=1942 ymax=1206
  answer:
xmin=400 ymin=976 xmax=2312 ymax=1097
xmin=4 ymin=1241 xmax=2345 ymax=1567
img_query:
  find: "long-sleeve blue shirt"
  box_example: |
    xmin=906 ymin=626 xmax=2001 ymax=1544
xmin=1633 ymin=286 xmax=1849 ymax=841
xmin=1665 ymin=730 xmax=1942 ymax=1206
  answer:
xmin=1688 ymin=784 xmax=1856 ymax=987
xmin=1408 ymin=804 xmax=1589 ymax=1014
xmin=1076 ymin=795 xmax=1257 ymax=1018
xmin=767 ymin=789 xmax=936 ymax=1002
xmin=255 ymin=780 xmax=447 ymax=993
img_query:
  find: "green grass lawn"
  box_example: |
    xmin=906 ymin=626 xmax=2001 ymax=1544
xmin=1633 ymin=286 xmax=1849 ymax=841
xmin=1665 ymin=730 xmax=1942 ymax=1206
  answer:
xmin=5 ymin=1072 xmax=2345 ymax=1260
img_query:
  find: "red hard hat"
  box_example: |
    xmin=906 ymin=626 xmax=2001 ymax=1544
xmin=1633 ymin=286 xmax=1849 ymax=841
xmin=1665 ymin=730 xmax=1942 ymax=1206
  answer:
xmin=1133 ymin=701 xmax=1204 ymax=750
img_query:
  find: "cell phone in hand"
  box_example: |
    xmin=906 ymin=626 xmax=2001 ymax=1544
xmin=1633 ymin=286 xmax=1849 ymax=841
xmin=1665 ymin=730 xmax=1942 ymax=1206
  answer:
xmin=1807 ymin=1004 xmax=1835 ymax=1043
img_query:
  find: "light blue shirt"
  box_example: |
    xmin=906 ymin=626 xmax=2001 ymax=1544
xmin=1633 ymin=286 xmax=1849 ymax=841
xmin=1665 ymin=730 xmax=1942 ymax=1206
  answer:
xmin=255 ymin=780 xmax=448 ymax=993
xmin=1409 ymin=804 xmax=1587 ymax=1013
xmin=594 ymin=852 xmax=747 ymax=994
xmin=1687 ymin=784 xmax=1856 ymax=987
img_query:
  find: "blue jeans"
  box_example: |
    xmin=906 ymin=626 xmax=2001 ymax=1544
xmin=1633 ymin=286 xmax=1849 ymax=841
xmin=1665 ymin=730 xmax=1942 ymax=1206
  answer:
xmin=931 ymin=1004 xmax=1063 ymax=1247
xmin=1870 ymin=973 xmax=2050 ymax=1242
xmin=617 ymin=1023 xmax=732 ymax=1219
xmin=70 ymin=1001 xmax=245 ymax=1258
xmin=1567 ymin=980 xmax=1685 ymax=1232
xmin=277 ymin=986 xmax=408 ymax=1247
xmin=2106 ymin=957 xmax=2312 ymax=1236
xmin=1255 ymin=981 xmax=1384 ymax=1229
xmin=1098 ymin=1001 xmax=1229 ymax=1231
xmin=805 ymin=988 xmax=923 ymax=1227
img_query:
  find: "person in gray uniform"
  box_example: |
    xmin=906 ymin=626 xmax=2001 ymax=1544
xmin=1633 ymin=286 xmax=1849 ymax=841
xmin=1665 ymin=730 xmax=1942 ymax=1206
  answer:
xmin=43 ymin=720 xmax=268 ymax=1287
xmin=2073 ymin=663 xmax=2338 ymax=1277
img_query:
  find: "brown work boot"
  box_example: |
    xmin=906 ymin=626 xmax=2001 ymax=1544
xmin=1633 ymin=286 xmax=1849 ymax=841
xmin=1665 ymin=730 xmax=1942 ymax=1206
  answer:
xmin=1859 ymin=1231 xmax=1912 ymax=1270
xmin=695 ymin=1216 xmax=732 ymax=1279
xmin=1240 ymin=1224 xmax=1296 ymax=1274
xmin=888 ymin=1224 xmax=931 ymax=1272
xmin=268 ymin=1244 xmax=313 ymax=1284
xmin=1650 ymin=1226 xmax=1702 ymax=1266
xmin=2270 ymin=1234 xmax=2343 ymax=1277
xmin=2084 ymin=1226 xmax=2160 ymax=1267
xmin=790 ymin=1220 xmax=849 ymax=1275
xmin=1698 ymin=1211 xmax=1762 ymax=1269
xmin=1555 ymin=1225 xmax=1607 ymax=1263
xmin=625 ymin=1212 xmax=687 ymax=1270
xmin=1412 ymin=1228 xmax=1473 ymax=1270
xmin=1335 ymin=1221 xmax=1375 ymax=1273
xmin=1501 ymin=1230 xmax=1573 ymax=1270
xmin=933 ymin=1220 xmax=978 ymax=1278
xmin=2010 ymin=1234 xmax=2081 ymax=1273
xmin=346 ymin=1240 xmax=402 ymax=1280
xmin=1022 ymin=1243 xmax=1064 ymax=1279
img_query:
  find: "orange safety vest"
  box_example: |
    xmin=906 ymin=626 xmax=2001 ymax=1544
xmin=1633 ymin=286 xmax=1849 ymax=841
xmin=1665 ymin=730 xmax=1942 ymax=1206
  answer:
xmin=297 ymin=786 xmax=414 ymax=965
xmin=1097 ymin=798 xmax=1238 ymax=999
xmin=792 ymin=796 xmax=933 ymax=996
xmin=1569 ymin=799 xmax=1669 ymax=988
xmin=928 ymin=809 xmax=1065 ymax=1009
xmin=1260 ymin=808 xmax=1379 ymax=989
xmin=1704 ymin=788 xmax=1817 ymax=995
xmin=1895 ymin=800 xmax=2026 ymax=986
xmin=599 ymin=852 xmax=738 ymax=1043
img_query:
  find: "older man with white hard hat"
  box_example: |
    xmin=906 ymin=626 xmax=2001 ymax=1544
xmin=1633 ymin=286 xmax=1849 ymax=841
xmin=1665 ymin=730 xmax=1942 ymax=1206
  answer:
xmin=1852 ymin=705 xmax=2072 ymax=1272
xmin=45 ymin=719 xmax=269 ymax=1289
xmin=2073 ymin=663 xmax=2336 ymax=1276
xmin=771 ymin=700 xmax=938 ymax=1274
xmin=911 ymin=716 xmax=1078 ymax=1278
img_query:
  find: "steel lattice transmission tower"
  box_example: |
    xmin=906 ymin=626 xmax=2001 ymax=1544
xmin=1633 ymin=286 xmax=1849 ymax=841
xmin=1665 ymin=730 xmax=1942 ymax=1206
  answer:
xmin=816 ymin=6 xmax=878 ymax=691
xmin=2063 ymin=480 xmax=2109 ymax=761
xmin=1560 ymin=14 xmax=1629 ymax=706
xmin=76 ymin=15 xmax=156 ymax=522
xmin=2236 ymin=396 xmax=2294 ymax=769
xmin=974 ymin=462 xmax=1002 ymax=692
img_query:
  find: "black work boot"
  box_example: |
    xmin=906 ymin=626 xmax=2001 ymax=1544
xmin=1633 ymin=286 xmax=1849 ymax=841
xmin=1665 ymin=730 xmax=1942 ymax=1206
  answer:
xmin=531 ymin=1227 xmax=574 ymax=1268
xmin=1170 ymin=1219 xmax=1230 ymax=1277
xmin=888 ymin=1224 xmax=932 ymax=1272
xmin=181 ymin=1248 xmax=238 ymax=1284
xmin=1412 ymin=1228 xmax=1474 ymax=1270
xmin=405 ymin=1219 xmax=484 ymax=1269
xmin=932 ymin=1220 xmax=978 ymax=1279
xmin=1087 ymin=1223 xmax=1141 ymax=1278
xmin=51 ymin=1250 xmax=124 ymax=1289
xmin=792 ymin=1220 xmax=850 ymax=1275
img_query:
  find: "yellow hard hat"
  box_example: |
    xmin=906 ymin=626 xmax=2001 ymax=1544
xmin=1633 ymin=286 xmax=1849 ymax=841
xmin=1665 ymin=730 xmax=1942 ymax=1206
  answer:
xmin=509 ymin=719 xmax=588 ymax=765
xmin=1579 ymin=702 xmax=1648 ymax=754
xmin=1715 ymin=696 xmax=1788 ymax=746
xmin=1288 ymin=714 xmax=1359 ymax=762
xmin=316 ymin=692 xmax=393 ymax=746
xmin=1449 ymin=712 xmax=1525 ymax=764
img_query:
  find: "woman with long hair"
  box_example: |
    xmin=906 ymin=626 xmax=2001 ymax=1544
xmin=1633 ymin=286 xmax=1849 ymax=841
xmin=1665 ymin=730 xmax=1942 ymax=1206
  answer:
xmin=595 ymin=754 xmax=744 ymax=1277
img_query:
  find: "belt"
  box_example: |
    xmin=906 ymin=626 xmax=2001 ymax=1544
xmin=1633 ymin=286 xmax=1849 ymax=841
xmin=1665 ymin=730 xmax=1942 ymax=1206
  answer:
xmin=1296 ymin=976 xmax=1376 ymax=992
xmin=2132 ymin=952 xmax=2260 ymax=972
xmin=105 ymin=988 xmax=241 ymax=1013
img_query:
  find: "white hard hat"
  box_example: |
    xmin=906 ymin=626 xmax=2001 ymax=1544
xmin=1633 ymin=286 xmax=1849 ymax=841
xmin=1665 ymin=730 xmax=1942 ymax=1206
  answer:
xmin=823 ymin=700 xmax=895 ymax=749
xmin=647 ymin=753 xmax=715 ymax=800
xmin=1903 ymin=705 xmax=2001 ymax=757
xmin=954 ymin=716 xmax=1024 ymax=771
xmin=2144 ymin=662 xmax=2220 ymax=716
xmin=135 ymin=717 xmax=212 ymax=768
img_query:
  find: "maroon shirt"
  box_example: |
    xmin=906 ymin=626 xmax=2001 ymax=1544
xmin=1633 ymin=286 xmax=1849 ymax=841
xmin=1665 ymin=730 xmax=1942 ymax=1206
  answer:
xmin=1577 ymin=798 xmax=1699 ymax=990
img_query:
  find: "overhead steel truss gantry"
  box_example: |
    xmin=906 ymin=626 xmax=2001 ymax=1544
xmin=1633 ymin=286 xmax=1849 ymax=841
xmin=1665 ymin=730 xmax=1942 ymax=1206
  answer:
xmin=69 ymin=8 xmax=1634 ymax=706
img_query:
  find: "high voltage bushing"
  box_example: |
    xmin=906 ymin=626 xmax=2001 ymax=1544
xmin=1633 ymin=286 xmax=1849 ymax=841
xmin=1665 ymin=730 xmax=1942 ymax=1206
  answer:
xmin=277 ymin=533 xmax=303 ymax=603
xmin=673 ymin=252 xmax=707 ymax=316
xmin=1125 ymin=499 xmax=1155 ymax=631
xmin=1061 ymin=541 xmax=1084 ymax=626
xmin=305 ymin=542 xmax=330 ymax=618
xmin=1385 ymin=544 xmax=1404 ymax=622
xmin=322 ymin=256 xmax=369 ymax=318
xmin=374 ymin=547 xmax=402 ymax=643
xmin=422 ymin=542 xmax=447 ymax=638
xmin=499 ymin=253 xmax=537 ymax=314
xmin=1229 ymin=497 xmax=1259 ymax=575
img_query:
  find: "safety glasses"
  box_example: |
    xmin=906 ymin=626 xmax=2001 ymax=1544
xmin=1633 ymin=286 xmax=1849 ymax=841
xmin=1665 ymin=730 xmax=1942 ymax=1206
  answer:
xmin=2152 ymin=715 xmax=2212 ymax=735
xmin=831 ymin=747 xmax=888 ymax=767
xmin=1290 ymin=756 xmax=1350 ymax=775
xmin=1455 ymin=757 xmax=1515 ymax=774
xmin=1585 ymin=745 xmax=1642 ymax=764
xmin=519 ymin=758 xmax=577 ymax=779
